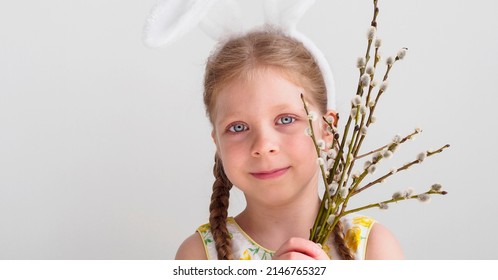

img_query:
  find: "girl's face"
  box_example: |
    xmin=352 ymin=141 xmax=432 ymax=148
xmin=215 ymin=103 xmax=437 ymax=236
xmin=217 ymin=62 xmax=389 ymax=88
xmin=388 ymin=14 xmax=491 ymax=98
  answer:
xmin=211 ymin=68 xmax=332 ymax=207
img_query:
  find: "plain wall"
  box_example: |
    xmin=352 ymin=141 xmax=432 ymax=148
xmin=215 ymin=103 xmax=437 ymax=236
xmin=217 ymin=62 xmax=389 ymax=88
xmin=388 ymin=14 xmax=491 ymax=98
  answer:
xmin=1 ymin=0 xmax=497 ymax=259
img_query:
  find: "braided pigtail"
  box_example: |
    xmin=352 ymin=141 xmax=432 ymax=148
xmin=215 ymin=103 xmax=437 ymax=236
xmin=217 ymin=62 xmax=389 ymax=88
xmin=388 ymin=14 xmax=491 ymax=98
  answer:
xmin=209 ymin=155 xmax=234 ymax=260
xmin=332 ymin=220 xmax=355 ymax=260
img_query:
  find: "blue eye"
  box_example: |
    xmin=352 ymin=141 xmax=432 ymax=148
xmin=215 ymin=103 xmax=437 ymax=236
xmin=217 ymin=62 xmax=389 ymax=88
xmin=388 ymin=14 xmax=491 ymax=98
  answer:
xmin=228 ymin=123 xmax=248 ymax=133
xmin=277 ymin=116 xmax=295 ymax=125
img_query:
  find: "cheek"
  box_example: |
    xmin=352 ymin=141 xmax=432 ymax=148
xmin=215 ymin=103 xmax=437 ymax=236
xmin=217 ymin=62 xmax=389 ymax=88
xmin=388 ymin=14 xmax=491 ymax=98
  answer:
xmin=217 ymin=141 xmax=246 ymax=174
xmin=286 ymin=134 xmax=318 ymax=161
xmin=222 ymin=156 xmax=248 ymax=189
xmin=294 ymin=123 xmax=325 ymax=163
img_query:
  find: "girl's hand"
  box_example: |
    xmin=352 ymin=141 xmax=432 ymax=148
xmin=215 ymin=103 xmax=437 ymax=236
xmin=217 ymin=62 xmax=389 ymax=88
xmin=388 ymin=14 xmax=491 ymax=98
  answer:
xmin=273 ymin=237 xmax=330 ymax=260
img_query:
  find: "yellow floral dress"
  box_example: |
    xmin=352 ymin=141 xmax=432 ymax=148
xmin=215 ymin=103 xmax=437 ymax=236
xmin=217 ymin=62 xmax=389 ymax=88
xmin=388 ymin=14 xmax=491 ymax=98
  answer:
xmin=196 ymin=215 xmax=375 ymax=260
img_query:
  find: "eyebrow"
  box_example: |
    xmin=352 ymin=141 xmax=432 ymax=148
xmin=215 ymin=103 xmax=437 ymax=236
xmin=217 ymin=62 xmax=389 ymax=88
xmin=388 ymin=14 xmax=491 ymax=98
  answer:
xmin=272 ymin=104 xmax=299 ymax=112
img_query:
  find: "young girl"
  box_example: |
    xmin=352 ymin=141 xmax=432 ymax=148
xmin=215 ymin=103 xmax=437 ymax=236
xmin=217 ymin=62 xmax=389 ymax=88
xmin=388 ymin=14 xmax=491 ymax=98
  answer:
xmin=175 ymin=27 xmax=404 ymax=260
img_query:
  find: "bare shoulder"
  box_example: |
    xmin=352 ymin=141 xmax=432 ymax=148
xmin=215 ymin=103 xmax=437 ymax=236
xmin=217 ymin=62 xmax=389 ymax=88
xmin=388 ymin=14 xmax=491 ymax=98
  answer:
xmin=365 ymin=222 xmax=404 ymax=260
xmin=175 ymin=232 xmax=208 ymax=260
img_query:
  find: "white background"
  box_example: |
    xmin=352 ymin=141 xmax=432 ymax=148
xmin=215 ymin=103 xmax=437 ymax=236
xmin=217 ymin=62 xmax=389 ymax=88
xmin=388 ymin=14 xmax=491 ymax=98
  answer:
xmin=1 ymin=0 xmax=497 ymax=259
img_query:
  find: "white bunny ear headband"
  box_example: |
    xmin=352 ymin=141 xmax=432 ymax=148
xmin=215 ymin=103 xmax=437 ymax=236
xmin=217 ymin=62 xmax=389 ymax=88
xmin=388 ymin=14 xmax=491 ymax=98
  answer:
xmin=143 ymin=0 xmax=336 ymax=109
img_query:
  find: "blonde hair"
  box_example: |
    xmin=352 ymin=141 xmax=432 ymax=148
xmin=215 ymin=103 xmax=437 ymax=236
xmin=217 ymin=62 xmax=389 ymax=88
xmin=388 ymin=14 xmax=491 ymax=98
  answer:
xmin=203 ymin=28 xmax=354 ymax=260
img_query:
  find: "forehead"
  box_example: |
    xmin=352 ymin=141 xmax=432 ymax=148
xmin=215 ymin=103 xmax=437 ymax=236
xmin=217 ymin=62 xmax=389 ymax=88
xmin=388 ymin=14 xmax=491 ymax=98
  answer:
xmin=211 ymin=68 xmax=312 ymax=125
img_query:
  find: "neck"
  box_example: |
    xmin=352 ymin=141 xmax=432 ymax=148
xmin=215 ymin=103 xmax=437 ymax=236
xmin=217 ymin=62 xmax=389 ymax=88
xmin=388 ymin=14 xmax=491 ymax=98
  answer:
xmin=235 ymin=190 xmax=321 ymax=251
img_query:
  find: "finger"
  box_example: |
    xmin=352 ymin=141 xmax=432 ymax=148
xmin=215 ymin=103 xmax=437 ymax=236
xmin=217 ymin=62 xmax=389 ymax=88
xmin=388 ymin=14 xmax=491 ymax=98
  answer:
xmin=273 ymin=237 xmax=328 ymax=260
xmin=273 ymin=252 xmax=315 ymax=260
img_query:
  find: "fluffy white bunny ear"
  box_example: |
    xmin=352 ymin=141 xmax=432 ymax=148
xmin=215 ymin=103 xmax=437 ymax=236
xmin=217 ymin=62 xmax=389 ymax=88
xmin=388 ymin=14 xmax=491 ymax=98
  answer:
xmin=199 ymin=0 xmax=243 ymax=41
xmin=144 ymin=0 xmax=336 ymax=108
xmin=143 ymin=0 xmax=220 ymax=47
xmin=264 ymin=0 xmax=316 ymax=30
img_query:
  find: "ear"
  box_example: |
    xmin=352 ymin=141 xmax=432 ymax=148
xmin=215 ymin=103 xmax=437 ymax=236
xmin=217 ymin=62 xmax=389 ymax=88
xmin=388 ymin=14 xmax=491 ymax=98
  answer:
xmin=320 ymin=110 xmax=338 ymax=144
xmin=211 ymin=129 xmax=220 ymax=153
xmin=324 ymin=110 xmax=338 ymax=127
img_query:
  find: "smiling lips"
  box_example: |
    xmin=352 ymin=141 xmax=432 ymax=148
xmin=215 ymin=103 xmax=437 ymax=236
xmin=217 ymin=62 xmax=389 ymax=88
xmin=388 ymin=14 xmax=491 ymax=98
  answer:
xmin=250 ymin=167 xmax=290 ymax=180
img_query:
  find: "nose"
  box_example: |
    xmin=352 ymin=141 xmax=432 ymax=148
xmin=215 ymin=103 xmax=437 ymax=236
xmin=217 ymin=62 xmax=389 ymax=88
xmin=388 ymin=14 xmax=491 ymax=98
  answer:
xmin=251 ymin=127 xmax=280 ymax=157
